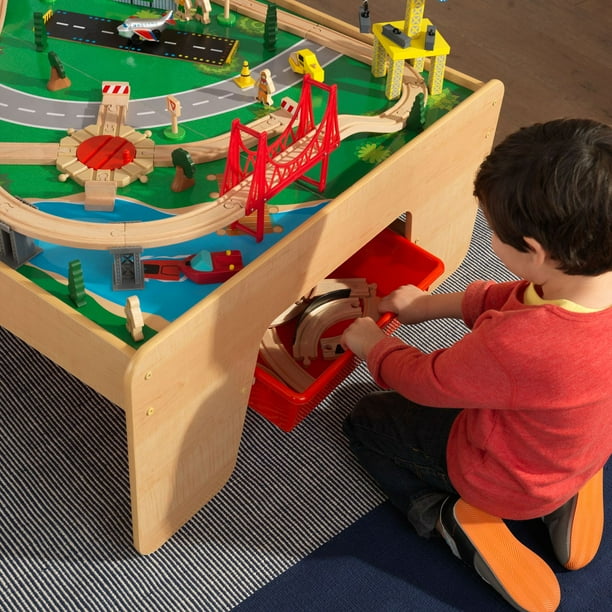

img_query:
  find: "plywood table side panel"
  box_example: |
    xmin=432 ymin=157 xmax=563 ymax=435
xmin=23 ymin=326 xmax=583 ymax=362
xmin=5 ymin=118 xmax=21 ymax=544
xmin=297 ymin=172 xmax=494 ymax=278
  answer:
xmin=401 ymin=78 xmax=504 ymax=278
xmin=0 ymin=264 xmax=133 ymax=407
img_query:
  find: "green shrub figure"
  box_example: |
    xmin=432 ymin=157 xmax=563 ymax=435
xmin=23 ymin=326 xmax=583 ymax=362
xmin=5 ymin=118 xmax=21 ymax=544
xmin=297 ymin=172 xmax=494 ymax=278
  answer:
xmin=68 ymin=260 xmax=87 ymax=308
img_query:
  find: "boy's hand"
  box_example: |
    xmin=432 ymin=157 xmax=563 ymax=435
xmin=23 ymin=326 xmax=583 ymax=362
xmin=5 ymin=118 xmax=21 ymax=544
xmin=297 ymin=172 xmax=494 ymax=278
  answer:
xmin=379 ymin=284 xmax=430 ymax=324
xmin=340 ymin=317 xmax=386 ymax=361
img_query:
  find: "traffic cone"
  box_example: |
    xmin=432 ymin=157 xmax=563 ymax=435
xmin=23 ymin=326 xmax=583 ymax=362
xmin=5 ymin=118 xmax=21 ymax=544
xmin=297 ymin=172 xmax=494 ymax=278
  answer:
xmin=233 ymin=60 xmax=256 ymax=89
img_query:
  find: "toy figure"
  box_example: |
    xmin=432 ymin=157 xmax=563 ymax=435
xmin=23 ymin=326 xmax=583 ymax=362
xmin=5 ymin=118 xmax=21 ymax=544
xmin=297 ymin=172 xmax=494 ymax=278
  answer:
xmin=194 ymin=0 xmax=212 ymax=24
xmin=255 ymin=69 xmax=276 ymax=106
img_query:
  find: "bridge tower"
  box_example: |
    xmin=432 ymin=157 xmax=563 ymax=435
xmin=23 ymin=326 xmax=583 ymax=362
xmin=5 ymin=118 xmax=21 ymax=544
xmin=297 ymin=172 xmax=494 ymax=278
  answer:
xmin=221 ymin=76 xmax=339 ymax=242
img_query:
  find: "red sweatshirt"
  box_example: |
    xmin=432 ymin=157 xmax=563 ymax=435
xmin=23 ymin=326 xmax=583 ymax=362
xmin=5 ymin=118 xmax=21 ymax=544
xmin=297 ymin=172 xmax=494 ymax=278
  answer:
xmin=367 ymin=280 xmax=611 ymax=519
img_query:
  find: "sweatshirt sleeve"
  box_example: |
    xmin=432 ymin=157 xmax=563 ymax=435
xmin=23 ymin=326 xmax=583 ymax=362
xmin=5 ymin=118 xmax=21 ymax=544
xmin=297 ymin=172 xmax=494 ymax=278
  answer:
xmin=462 ymin=280 xmax=524 ymax=329
xmin=367 ymin=319 xmax=514 ymax=409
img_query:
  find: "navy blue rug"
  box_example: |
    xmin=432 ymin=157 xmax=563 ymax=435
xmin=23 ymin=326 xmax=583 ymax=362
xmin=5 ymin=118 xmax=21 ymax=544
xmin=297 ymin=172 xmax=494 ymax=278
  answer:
xmin=237 ymin=464 xmax=611 ymax=611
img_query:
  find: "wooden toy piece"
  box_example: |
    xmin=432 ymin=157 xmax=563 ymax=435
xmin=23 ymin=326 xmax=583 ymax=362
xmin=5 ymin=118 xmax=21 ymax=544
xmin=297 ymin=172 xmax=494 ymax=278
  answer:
xmin=164 ymin=95 xmax=186 ymax=141
xmin=125 ymin=295 xmax=145 ymax=342
xmin=255 ymin=69 xmax=276 ymax=106
xmin=268 ymin=298 xmax=309 ymax=328
xmin=293 ymin=297 xmax=362 ymax=366
xmin=260 ymin=327 xmax=315 ymax=392
xmin=175 ymin=0 xmax=193 ymax=22
xmin=84 ymin=179 xmax=117 ymax=212
xmin=0 ymin=0 xmax=7 ymax=35
xmin=217 ymin=0 xmax=236 ymax=26
xmin=361 ymin=294 xmax=381 ymax=320
xmin=308 ymin=278 xmax=372 ymax=299
xmin=279 ymin=96 xmax=298 ymax=116
xmin=54 ymin=81 xmax=155 ymax=193
xmin=320 ymin=334 xmax=345 ymax=360
xmin=194 ymin=0 xmax=212 ymax=24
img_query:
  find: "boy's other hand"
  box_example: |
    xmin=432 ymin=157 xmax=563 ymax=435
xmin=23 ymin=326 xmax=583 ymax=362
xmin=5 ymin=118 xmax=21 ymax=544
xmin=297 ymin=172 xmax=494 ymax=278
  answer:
xmin=340 ymin=317 xmax=386 ymax=360
xmin=379 ymin=284 xmax=430 ymax=324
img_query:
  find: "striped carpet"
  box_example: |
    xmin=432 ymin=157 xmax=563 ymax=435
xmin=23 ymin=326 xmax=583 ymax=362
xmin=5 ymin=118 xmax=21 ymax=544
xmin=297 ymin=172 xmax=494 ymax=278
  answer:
xmin=4 ymin=210 xmax=596 ymax=611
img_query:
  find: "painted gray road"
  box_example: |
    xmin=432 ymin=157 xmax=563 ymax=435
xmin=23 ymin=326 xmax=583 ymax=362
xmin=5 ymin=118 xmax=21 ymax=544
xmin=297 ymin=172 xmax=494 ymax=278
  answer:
xmin=0 ymin=42 xmax=341 ymax=131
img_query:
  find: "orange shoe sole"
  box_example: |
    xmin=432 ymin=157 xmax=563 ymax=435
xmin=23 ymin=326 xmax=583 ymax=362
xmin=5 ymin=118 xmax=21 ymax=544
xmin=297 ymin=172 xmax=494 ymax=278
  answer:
xmin=454 ymin=499 xmax=561 ymax=612
xmin=565 ymin=468 xmax=604 ymax=570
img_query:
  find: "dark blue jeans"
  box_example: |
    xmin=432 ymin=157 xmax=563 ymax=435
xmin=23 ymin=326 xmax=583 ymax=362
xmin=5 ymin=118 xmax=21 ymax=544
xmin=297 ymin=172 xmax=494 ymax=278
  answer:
xmin=343 ymin=390 xmax=460 ymax=538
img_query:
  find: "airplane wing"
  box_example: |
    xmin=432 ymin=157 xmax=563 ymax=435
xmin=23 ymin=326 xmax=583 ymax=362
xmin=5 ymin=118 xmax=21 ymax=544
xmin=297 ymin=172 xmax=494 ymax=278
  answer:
xmin=134 ymin=29 xmax=157 ymax=41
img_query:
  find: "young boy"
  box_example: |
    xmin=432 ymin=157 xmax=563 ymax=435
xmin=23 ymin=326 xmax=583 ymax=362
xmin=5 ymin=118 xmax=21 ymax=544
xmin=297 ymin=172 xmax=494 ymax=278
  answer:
xmin=340 ymin=118 xmax=611 ymax=612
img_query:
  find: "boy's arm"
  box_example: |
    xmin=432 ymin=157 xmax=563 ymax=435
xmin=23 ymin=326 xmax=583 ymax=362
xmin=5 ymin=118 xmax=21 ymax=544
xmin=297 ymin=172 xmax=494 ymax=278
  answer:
xmin=379 ymin=285 xmax=465 ymax=324
xmin=341 ymin=286 xmax=465 ymax=360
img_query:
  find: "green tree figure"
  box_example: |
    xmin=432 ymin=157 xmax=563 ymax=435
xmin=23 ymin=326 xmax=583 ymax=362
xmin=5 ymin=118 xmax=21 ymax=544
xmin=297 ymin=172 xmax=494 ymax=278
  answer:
xmin=171 ymin=148 xmax=196 ymax=192
xmin=406 ymin=92 xmax=426 ymax=133
xmin=48 ymin=51 xmax=66 ymax=78
xmin=47 ymin=51 xmax=71 ymax=91
xmin=263 ymin=3 xmax=278 ymax=52
xmin=33 ymin=12 xmax=48 ymax=52
xmin=68 ymin=260 xmax=87 ymax=308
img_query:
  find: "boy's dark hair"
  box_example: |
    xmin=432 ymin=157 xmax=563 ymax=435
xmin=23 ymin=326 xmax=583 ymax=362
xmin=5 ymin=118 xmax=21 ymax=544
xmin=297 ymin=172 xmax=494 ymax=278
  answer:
xmin=474 ymin=118 xmax=612 ymax=275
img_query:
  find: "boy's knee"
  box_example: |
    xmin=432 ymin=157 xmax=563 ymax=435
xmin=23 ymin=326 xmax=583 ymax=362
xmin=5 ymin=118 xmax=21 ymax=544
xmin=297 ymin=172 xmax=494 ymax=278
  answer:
xmin=342 ymin=394 xmax=378 ymax=441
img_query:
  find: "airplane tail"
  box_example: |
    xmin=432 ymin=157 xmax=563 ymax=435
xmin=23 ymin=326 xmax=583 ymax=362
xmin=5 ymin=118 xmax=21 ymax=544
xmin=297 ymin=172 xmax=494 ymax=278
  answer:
xmin=163 ymin=10 xmax=176 ymax=26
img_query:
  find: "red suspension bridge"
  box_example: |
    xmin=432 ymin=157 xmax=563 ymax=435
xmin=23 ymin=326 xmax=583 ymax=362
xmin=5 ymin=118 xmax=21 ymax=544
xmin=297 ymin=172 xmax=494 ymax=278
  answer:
xmin=221 ymin=75 xmax=340 ymax=241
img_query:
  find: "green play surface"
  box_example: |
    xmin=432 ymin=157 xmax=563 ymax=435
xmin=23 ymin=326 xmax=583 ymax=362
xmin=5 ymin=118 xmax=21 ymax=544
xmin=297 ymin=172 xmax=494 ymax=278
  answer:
xmin=0 ymin=0 xmax=473 ymax=345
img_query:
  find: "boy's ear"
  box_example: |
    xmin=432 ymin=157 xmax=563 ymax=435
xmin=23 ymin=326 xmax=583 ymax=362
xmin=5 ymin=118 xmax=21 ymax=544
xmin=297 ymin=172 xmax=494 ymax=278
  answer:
xmin=523 ymin=237 xmax=548 ymax=265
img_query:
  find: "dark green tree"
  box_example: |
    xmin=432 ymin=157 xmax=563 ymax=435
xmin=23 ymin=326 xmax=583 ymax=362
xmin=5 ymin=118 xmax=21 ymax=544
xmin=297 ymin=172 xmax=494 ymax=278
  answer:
xmin=68 ymin=260 xmax=87 ymax=308
xmin=263 ymin=4 xmax=278 ymax=52
xmin=171 ymin=148 xmax=196 ymax=192
xmin=172 ymin=148 xmax=195 ymax=179
xmin=406 ymin=92 xmax=426 ymax=133
xmin=48 ymin=51 xmax=67 ymax=79
xmin=33 ymin=12 xmax=48 ymax=52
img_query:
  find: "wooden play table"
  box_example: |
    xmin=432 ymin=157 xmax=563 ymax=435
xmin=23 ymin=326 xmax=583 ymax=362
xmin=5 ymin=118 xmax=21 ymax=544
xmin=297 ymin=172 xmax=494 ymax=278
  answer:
xmin=0 ymin=1 xmax=503 ymax=553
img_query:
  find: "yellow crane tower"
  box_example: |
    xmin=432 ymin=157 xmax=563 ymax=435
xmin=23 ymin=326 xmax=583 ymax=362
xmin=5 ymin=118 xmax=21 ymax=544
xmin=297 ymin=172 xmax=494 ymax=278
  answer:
xmin=371 ymin=0 xmax=450 ymax=99
xmin=404 ymin=0 xmax=427 ymax=37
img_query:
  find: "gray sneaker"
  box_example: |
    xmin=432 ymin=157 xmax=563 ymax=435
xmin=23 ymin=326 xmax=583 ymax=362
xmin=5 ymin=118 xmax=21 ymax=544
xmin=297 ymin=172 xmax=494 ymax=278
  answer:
xmin=542 ymin=468 xmax=604 ymax=570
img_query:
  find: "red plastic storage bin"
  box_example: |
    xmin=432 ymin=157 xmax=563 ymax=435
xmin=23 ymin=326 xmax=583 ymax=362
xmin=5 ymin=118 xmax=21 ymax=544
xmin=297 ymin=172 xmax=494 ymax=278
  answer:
xmin=248 ymin=228 xmax=444 ymax=431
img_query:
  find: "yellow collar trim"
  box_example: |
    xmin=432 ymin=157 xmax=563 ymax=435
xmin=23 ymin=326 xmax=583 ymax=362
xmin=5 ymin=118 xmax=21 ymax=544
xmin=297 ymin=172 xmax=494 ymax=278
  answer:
xmin=524 ymin=283 xmax=601 ymax=312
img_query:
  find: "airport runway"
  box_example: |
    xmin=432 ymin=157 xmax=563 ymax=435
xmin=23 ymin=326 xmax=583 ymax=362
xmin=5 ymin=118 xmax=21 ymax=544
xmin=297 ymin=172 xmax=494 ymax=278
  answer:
xmin=46 ymin=10 xmax=238 ymax=66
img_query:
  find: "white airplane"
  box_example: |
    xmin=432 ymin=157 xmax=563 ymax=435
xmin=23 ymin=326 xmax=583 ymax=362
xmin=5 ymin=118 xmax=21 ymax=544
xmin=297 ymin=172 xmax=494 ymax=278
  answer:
xmin=116 ymin=10 xmax=176 ymax=42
